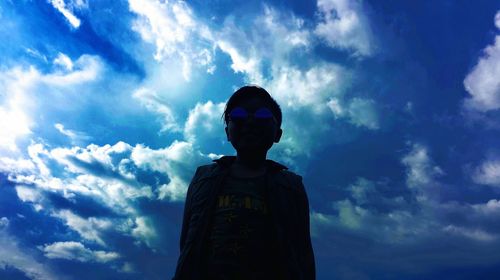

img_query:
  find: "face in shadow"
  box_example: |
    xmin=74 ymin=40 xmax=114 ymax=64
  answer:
xmin=225 ymin=96 xmax=282 ymax=154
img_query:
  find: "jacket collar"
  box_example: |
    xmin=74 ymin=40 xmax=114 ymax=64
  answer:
xmin=212 ymin=155 xmax=288 ymax=173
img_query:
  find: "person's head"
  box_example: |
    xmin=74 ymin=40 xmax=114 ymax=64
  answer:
xmin=222 ymin=85 xmax=283 ymax=154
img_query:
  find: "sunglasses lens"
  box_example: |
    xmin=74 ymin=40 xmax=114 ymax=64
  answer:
xmin=229 ymin=107 xmax=247 ymax=121
xmin=254 ymin=108 xmax=273 ymax=119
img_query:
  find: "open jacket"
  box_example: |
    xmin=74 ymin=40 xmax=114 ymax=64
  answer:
xmin=172 ymin=156 xmax=315 ymax=280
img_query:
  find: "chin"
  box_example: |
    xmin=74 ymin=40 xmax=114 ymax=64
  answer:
xmin=236 ymin=144 xmax=273 ymax=153
xmin=236 ymin=145 xmax=265 ymax=151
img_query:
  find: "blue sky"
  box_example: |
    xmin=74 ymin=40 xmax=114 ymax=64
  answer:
xmin=1 ymin=0 xmax=500 ymax=279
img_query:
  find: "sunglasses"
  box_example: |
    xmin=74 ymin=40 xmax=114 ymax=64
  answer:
xmin=228 ymin=107 xmax=277 ymax=125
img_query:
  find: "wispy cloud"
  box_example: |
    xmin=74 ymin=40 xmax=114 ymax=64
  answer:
xmin=0 ymin=226 xmax=57 ymax=280
xmin=310 ymin=142 xmax=500 ymax=276
xmin=48 ymin=0 xmax=81 ymax=28
xmin=54 ymin=123 xmax=92 ymax=144
xmin=132 ymin=87 xmax=182 ymax=133
xmin=41 ymin=241 xmax=120 ymax=263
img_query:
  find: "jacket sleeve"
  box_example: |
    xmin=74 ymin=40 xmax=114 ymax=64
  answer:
xmin=179 ymin=166 xmax=202 ymax=253
xmin=296 ymin=175 xmax=316 ymax=280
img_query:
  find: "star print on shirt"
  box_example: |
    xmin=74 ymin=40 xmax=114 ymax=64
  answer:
xmin=239 ymin=224 xmax=252 ymax=238
xmin=228 ymin=241 xmax=243 ymax=256
xmin=224 ymin=211 xmax=237 ymax=223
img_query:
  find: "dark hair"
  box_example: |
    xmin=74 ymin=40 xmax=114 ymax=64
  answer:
xmin=221 ymin=85 xmax=282 ymax=128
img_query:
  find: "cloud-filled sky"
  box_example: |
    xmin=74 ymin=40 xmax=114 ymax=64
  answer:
xmin=1 ymin=0 xmax=500 ymax=279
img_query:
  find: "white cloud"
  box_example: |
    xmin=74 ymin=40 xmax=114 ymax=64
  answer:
xmin=327 ymin=98 xmax=344 ymax=116
xmin=184 ymin=101 xmax=226 ymax=152
xmin=266 ymin=64 xmax=345 ymax=113
xmin=56 ymin=142 xmax=131 ymax=172
xmin=346 ymin=98 xmax=379 ymax=129
xmin=463 ymin=36 xmax=500 ymax=112
xmin=131 ymin=216 xmax=158 ymax=249
xmin=334 ymin=199 xmax=366 ymax=230
xmin=132 ymin=87 xmax=181 ymax=133
xmin=348 ymin=177 xmax=375 ymax=205
xmin=43 ymin=55 xmax=103 ymax=86
xmin=443 ymin=225 xmax=497 ymax=242
xmin=215 ymin=6 xmax=311 ymax=84
xmin=74 ymin=174 xmax=153 ymax=210
xmin=216 ymin=39 xmax=261 ymax=81
xmin=28 ymin=141 xmax=150 ymax=206
xmin=314 ymin=0 xmax=374 ymax=56
xmin=132 ymin=141 xmax=193 ymax=172
xmin=131 ymin=140 xmax=208 ymax=201
xmin=328 ymin=97 xmax=379 ymax=129
xmin=25 ymin=48 xmax=48 ymax=63
xmin=54 ymin=123 xmax=92 ymax=144
xmin=0 ymin=54 xmax=102 ymax=152
xmin=474 ymin=199 xmax=500 ymax=213
xmin=129 ymin=0 xmax=215 ymax=80
xmin=0 ymin=67 xmax=38 ymax=152
xmin=0 ymin=105 xmax=31 ymax=151
xmin=0 ymin=157 xmax=36 ymax=173
xmin=463 ymin=11 xmax=500 ymax=112
xmin=2 ymin=138 xmax=210 ymax=252
xmin=258 ymin=63 xmax=351 ymax=163
xmin=496 ymin=10 xmax=500 ymax=29
xmin=119 ymin=262 xmax=136 ymax=273
xmin=310 ymin=211 xmax=334 ymax=238
xmin=473 ymin=160 xmax=500 ymax=187
xmin=129 ymin=0 xmax=195 ymax=57
xmin=28 ymin=143 xmax=52 ymax=178
xmin=68 ymin=0 xmax=88 ymax=10
xmin=42 ymin=241 xmax=120 ymax=263
xmin=49 ymin=0 xmax=81 ymax=28
xmin=52 ymin=210 xmax=112 ymax=245
xmin=55 ymin=123 xmax=76 ymax=138
xmin=401 ymin=143 xmax=444 ymax=201
xmin=53 ymin=53 xmax=73 ymax=71
xmin=0 ymin=217 xmax=8 ymax=228
xmin=15 ymin=186 xmax=43 ymax=203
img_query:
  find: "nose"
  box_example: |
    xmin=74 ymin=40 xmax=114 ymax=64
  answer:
xmin=240 ymin=117 xmax=261 ymax=133
xmin=246 ymin=115 xmax=257 ymax=124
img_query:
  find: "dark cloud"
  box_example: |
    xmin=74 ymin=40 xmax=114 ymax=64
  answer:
xmin=46 ymin=192 xmax=117 ymax=219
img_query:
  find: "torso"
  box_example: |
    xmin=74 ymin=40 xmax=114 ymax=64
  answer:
xmin=201 ymin=168 xmax=284 ymax=279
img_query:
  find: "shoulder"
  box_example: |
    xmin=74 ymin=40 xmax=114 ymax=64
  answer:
xmin=191 ymin=163 xmax=219 ymax=182
xmin=196 ymin=163 xmax=218 ymax=174
xmin=280 ymin=169 xmax=302 ymax=179
xmin=273 ymin=169 xmax=304 ymax=193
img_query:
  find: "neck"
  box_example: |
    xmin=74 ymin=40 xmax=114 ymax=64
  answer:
xmin=235 ymin=149 xmax=267 ymax=170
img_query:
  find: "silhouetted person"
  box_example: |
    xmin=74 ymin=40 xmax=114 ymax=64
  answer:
xmin=172 ymin=86 xmax=315 ymax=280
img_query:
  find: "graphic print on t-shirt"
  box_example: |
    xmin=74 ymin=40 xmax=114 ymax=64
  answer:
xmin=203 ymin=173 xmax=282 ymax=279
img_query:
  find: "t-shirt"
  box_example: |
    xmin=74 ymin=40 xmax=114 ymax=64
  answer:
xmin=201 ymin=172 xmax=284 ymax=280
